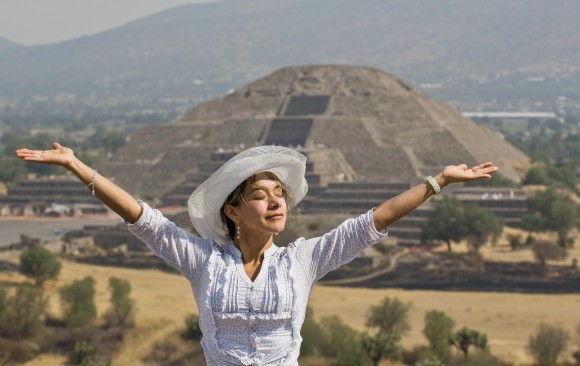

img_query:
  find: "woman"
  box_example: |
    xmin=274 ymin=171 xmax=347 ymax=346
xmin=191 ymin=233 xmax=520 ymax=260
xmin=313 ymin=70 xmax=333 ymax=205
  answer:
xmin=15 ymin=143 xmax=497 ymax=365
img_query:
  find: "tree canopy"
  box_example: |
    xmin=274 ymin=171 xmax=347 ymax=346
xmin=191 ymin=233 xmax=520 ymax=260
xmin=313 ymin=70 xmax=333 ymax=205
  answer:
xmin=19 ymin=245 xmax=62 ymax=287
xmin=422 ymin=196 xmax=503 ymax=252
xmin=522 ymin=187 xmax=580 ymax=246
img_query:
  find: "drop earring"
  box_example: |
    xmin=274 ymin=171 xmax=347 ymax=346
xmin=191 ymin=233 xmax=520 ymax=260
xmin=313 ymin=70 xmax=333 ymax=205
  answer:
xmin=236 ymin=225 xmax=240 ymax=240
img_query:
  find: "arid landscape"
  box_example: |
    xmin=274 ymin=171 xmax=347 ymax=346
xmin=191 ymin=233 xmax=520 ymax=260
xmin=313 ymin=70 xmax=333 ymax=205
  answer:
xmin=0 ymin=227 xmax=578 ymax=366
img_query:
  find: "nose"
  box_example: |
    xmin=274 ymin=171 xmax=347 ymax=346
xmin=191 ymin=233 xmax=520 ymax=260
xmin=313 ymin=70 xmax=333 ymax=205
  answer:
xmin=268 ymin=194 xmax=284 ymax=209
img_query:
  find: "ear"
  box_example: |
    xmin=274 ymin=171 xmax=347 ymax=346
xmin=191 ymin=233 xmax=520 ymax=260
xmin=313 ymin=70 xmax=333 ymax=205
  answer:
xmin=223 ymin=204 xmax=240 ymax=224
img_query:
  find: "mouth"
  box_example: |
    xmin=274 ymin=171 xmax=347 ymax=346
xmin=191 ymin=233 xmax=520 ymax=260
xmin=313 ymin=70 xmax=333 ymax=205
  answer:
xmin=267 ymin=213 xmax=285 ymax=220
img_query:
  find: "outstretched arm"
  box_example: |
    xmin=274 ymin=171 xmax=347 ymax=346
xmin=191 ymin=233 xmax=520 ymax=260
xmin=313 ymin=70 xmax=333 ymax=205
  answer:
xmin=15 ymin=143 xmax=142 ymax=223
xmin=373 ymin=162 xmax=499 ymax=231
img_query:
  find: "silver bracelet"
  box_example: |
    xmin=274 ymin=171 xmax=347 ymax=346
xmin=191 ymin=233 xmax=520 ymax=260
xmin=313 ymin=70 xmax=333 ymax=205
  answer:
xmin=425 ymin=175 xmax=441 ymax=195
xmin=86 ymin=170 xmax=97 ymax=196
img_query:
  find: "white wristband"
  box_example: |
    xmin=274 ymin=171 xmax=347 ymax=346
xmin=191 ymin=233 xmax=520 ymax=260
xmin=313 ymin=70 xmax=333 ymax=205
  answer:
xmin=425 ymin=175 xmax=441 ymax=195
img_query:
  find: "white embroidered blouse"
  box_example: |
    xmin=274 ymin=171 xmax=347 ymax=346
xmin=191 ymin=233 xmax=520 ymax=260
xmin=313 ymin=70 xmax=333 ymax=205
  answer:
xmin=127 ymin=202 xmax=388 ymax=365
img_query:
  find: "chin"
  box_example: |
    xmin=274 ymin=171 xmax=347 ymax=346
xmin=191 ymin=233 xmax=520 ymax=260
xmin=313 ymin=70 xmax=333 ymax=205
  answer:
xmin=271 ymin=224 xmax=286 ymax=235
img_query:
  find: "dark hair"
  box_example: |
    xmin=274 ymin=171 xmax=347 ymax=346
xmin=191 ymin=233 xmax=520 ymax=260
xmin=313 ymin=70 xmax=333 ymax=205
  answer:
xmin=219 ymin=172 xmax=293 ymax=241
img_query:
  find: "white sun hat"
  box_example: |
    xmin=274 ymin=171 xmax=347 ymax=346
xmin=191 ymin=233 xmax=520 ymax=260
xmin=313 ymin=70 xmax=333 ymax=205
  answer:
xmin=188 ymin=146 xmax=308 ymax=244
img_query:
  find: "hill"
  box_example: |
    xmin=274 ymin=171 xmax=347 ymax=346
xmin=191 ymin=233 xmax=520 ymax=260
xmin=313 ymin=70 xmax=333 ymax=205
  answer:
xmin=0 ymin=36 xmax=21 ymax=53
xmin=0 ymin=0 xmax=578 ymax=106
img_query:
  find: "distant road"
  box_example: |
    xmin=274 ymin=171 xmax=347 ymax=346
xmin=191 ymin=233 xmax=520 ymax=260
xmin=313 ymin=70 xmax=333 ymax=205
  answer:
xmin=0 ymin=217 xmax=122 ymax=248
xmin=321 ymin=248 xmax=409 ymax=286
xmin=462 ymin=111 xmax=558 ymax=120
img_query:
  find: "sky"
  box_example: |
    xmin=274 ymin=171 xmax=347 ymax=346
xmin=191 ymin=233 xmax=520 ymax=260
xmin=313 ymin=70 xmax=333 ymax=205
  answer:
xmin=0 ymin=0 xmax=217 ymax=46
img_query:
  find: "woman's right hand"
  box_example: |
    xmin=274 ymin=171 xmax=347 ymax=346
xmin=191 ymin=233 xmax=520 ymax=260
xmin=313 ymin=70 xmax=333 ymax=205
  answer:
xmin=15 ymin=142 xmax=75 ymax=168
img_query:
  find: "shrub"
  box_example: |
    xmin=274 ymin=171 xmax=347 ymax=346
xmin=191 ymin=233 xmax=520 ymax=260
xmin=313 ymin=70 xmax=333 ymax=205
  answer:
xmin=0 ymin=285 xmax=46 ymax=338
xmin=67 ymin=340 xmax=113 ymax=366
xmin=507 ymin=234 xmax=522 ymax=251
xmin=366 ymin=297 xmax=411 ymax=337
xmin=423 ymin=310 xmax=455 ymax=361
xmin=0 ymin=339 xmax=41 ymax=364
xmin=19 ymin=245 xmax=61 ymax=286
xmin=103 ymin=277 xmax=135 ymax=327
xmin=69 ymin=341 xmax=97 ymax=365
xmin=528 ymin=323 xmax=569 ymax=366
xmin=446 ymin=350 xmax=509 ymax=366
xmin=60 ymin=277 xmax=97 ymax=327
xmin=182 ymin=314 xmax=203 ymax=341
xmin=307 ymin=222 xmax=320 ymax=231
xmin=361 ymin=331 xmax=399 ymax=365
xmin=451 ymin=327 xmax=488 ymax=357
xmin=319 ymin=315 xmax=371 ymax=366
xmin=300 ymin=306 xmax=322 ymax=356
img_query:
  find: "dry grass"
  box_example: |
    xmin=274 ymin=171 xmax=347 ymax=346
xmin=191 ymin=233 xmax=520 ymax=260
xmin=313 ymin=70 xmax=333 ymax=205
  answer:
xmin=0 ymin=227 xmax=578 ymax=365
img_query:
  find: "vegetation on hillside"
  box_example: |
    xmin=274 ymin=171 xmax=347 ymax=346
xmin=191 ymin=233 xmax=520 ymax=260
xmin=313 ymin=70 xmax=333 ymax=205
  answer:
xmin=421 ymin=196 xmax=503 ymax=253
xmin=0 ymin=127 xmax=129 ymax=186
xmin=0 ymin=250 xmax=136 ymax=364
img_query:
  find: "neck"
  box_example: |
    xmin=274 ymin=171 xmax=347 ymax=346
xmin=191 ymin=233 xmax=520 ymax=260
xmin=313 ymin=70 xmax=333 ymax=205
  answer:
xmin=234 ymin=233 xmax=273 ymax=264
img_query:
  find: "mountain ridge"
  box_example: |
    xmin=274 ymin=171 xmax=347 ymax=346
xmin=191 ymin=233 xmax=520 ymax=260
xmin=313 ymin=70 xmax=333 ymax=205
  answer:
xmin=0 ymin=36 xmax=21 ymax=53
xmin=0 ymin=0 xmax=578 ymax=104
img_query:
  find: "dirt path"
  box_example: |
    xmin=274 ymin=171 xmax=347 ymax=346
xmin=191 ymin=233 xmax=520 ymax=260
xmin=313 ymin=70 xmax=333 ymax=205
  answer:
xmin=321 ymin=248 xmax=409 ymax=285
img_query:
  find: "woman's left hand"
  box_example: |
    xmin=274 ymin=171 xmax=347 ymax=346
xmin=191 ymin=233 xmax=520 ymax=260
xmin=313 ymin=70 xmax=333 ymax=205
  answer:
xmin=439 ymin=162 xmax=499 ymax=187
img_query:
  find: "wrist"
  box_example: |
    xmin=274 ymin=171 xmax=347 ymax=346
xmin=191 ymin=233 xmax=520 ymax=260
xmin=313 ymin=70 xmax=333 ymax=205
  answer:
xmin=434 ymin=173 xmax=448 ymax=188
xmin=65 ymin=156 xmax=79 ymax=172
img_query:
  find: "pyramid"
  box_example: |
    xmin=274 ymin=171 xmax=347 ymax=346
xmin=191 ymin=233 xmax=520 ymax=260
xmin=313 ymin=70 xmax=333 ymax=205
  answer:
xmin=100 ymin=65 xmax=530 ymax=206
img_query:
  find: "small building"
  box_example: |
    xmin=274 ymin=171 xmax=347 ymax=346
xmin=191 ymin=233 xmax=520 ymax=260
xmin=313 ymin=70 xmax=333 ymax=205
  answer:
xmin=0 ymin=176 xmax=110 ymax=217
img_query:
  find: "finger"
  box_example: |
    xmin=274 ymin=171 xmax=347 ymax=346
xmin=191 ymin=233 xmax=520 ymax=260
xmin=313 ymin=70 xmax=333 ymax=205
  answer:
xmin=472 ymin=162 xmax=493 ymax=171
xmin=53 ymin=142 xmax=62 ymax=150
xmin=15 ymin=148 xmax=35 ymax=155
xmin=472 ymin=166 xmax=499 ymax=179
xmin=23 ymin=156 xmax=45 ymax=162
xmin=15 ymin=149 xmax=37 ymax=158
xmin=458 ymin=164 xmax=468 ymax=170
xmin=15 ymin=149 xmax=45 ymax=161
xmin=480 ymin=166 xmax=499 ymax=175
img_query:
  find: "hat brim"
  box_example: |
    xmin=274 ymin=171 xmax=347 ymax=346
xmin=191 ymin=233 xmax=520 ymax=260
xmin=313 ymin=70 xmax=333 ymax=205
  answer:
xmin=188 ymin=147 xmax=308 ymax=245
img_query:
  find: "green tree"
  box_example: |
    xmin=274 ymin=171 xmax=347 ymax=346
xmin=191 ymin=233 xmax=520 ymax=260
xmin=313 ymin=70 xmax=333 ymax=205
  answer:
xmin=60 ymin=276 xmax=97 ymax=327
xmin=362 ymin=297 xmax=411 ymax=363
xmin=3 ymin=133 xmax=60 ymax=178
xmin=19 ymin=245 xmax=62 ymax=287
xmin=523 ymin=187 xmax=580 ymax=247
xmin=318 ymin=315 xmax=371 ymax=366
xmin=462 ymin=204 xmax=503 ymax=251
xmin=68 ymin=341 xmax=97 ymax=366
xmin=523 ymin=166 xmax=551 ymax=186
xmin=423 ymin=310 xmax=455 ymax=361
xmin=103 ymin=277 xmax=136 ymax=327
xmin=0 ymin=287 xmax=6 ymax=314
xmin=0 ymin=285 xmax=46 ymax=339
xmin=451 ymin=327 xmax=488 ymax=357
xmin=361 ymin=331 xmax=399 ymax=366
xmin=573 ymin=323 xmax=580 ymax=364
xmin=421 ymin=196 xmax=465 ymax=252
xmin=528 ymin=323 xmax=569 ymax=366
xmin=182 ymin=313 xmax=203 ymax=341
xmin=366 ymin=297 xmax=411 ymax=337
xmin=300 ymin=306 xmax=323 ymax=356
xmin=532 ymin=240 xmax=568 ymax=278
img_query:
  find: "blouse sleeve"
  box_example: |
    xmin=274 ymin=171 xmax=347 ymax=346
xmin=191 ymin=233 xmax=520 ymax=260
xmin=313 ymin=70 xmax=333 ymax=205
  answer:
xmin=126 ymin=201 xmax=212 ymax=282
xmin=291 ymin=209 xmax=388 ymax=285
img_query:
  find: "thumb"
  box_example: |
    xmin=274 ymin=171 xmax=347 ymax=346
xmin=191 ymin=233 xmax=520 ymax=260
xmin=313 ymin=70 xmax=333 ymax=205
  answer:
xmin=52 ymin=142 xmax=62 ymax=150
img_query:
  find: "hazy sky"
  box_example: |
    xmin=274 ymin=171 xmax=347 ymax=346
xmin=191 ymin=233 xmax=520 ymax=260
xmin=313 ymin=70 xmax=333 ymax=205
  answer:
xmin=0 ymin=0 xmax=217 ymax=46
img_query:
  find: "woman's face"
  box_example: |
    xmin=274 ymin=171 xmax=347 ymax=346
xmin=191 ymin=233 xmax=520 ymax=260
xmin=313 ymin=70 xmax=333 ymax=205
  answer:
xmin=231 ymin=172 xmax=287 ymax=238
